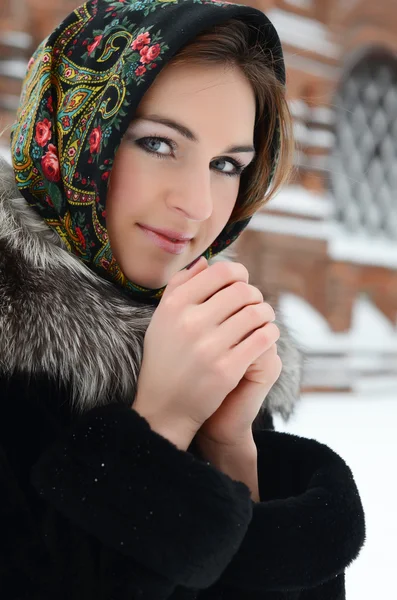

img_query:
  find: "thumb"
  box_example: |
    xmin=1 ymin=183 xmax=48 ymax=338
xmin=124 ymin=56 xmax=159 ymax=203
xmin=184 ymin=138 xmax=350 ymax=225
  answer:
xmin=163 ymin=256 xmax=208 ymax=297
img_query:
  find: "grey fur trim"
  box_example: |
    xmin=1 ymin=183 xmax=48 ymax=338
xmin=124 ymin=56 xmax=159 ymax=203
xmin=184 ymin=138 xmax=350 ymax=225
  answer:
xmin=0 ymin=158 xmax=153 ymax=413
xmin=0 ymin=158 xmax=301 ymax=420
xmin=261 ymin=316 xmax=302 ymax=420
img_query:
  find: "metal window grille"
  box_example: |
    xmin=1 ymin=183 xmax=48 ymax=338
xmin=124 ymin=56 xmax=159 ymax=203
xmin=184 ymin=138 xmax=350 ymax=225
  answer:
xmin=330 ymin=52 xmax=397 ymax=240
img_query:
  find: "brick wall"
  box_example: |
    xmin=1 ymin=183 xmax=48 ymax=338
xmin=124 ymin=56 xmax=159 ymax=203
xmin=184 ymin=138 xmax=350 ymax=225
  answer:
xmin=235 ymin=0 xmax=397 ymax=341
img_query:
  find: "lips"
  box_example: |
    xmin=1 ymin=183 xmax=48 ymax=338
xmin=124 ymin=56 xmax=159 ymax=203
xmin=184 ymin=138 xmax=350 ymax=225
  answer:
xmin=138 ymin=224 xmax=191 ymax=255
xmin=139 ymin=224 xmax=193 ymax=242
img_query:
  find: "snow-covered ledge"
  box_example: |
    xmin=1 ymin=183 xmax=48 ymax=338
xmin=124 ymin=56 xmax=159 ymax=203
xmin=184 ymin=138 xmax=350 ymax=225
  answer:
xmin=0 ymin=59 xmax=27 ymax=79
xmin=280 ymin=293 xmax=397 ymax=354
xmin=0 ymin=31 xmax=32 ymax=50
xmin=264 ymin=185 xmax=334 ymax=219
xmin=265 ymin=8 xmax=340 ymax=59
xmin=283 ymin=0 xmax=313 ymax=8
xmin=311 ymin=106 xmax=335 ymax=126
xmin=249 ymin=187 xmax=397 ymax=270
xmin=248 ymin=212 xmax=333 ymax=239
xmin=279 ymin=293 xmax=397 ymax=393
xmin=328 ymin=232 xmax=397 ymax=270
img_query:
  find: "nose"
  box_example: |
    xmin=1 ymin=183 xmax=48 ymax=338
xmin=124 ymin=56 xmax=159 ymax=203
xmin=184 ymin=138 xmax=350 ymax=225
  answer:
xmin=166 ymin=168 xmax=213 ymax=222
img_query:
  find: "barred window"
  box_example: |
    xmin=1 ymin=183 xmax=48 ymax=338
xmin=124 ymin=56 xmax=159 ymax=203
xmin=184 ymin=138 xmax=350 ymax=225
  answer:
xmin=330 ymin=50 xmax=397 ymax=240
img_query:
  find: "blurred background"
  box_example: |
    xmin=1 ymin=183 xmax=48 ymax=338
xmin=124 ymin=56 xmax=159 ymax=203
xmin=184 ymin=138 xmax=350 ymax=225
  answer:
xmin=1 ymin=0 xmax=396 ymax=598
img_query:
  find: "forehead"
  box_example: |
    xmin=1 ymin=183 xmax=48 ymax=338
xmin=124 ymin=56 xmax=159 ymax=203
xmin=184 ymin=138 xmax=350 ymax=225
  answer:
xmin=136 ymin=62 xmax=256 ymax=141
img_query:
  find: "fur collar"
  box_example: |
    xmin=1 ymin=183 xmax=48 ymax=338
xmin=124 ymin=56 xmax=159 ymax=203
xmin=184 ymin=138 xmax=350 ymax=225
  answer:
xmin=0 ymin=158 xmax=301 ymax=421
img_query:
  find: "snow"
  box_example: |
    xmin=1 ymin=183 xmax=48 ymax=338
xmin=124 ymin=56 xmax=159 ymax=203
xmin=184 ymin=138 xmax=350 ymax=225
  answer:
xmin=265 ymin=9 xmax=340 ymax=58
xmin=278 ymin=293 xmax=397 ymax=391
xmin=283 ymin=0 xmax=313 ymax=8
xmin=278 ymin=293 xmax=397 ymax=353
xmin=289 ymin=99 xmax=309 ymax=120
xmin=311 ymin=106 xmax=336 ymax=126
xmin=0 ymin=31 xmax=32 ymax=50
xmin=264 ymin=185 xmax=334 ymax=218
xmin=248 ymin=208 xmax=397 ymax=269
xmin=329 ymin=232 xmax=397 ymax=269
xmin=274 ymin=392 xmax=397 ymax=600
xmin=0 ymin=59 xmax=27 ymax=79
xmin=293 ymin=148 xmax=308 ymax=168
xmin=288 ymin=100 xmax=336 ymax=127
xmin=284 ymin=51 xmax=341 ymax=79
xmin=308 ymin=129 xmax=335 ymax=148
xmin=248 ymin=212 xmax=333 ymax=239
xmin=293 ymin=120 xmax=309 ymax=145
xmin=293 ymin=119 xmax=335 ymax=149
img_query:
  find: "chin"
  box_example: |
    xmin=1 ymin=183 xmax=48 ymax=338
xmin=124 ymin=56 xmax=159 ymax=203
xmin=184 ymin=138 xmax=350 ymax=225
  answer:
xmin=122 ymin=256 xmax=189 ymax=290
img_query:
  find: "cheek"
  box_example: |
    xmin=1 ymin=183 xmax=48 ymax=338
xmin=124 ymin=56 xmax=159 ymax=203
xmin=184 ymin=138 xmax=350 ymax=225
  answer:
xmin=107 ymin=157 xmax=148 ymax=218
xmin=212 ymin=180 xmax=240 ymax=225
xmin=203 ymin=190 xmax=237 ymax=250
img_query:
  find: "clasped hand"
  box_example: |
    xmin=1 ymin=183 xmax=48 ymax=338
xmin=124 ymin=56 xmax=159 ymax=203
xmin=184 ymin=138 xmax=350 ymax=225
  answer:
xmin=134 ymin=257 xmax=282 ymax=456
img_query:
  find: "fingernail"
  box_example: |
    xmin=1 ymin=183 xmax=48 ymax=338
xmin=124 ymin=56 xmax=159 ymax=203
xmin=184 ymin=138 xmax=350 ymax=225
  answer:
xmin=187 ymin=256 xmax=202 ymax=270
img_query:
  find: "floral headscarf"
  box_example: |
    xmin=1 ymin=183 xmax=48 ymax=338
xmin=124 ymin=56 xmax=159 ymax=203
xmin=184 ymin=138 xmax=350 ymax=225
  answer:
xmin=10 ymin=0 xmax=285 ymax=302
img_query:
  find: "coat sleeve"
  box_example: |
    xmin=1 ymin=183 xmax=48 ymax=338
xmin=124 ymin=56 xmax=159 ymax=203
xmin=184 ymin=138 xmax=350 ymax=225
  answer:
xmin=197 ymin=572 xmax=346 ymax=600
xmin=1 ymin=402 xmax=254 ymax=599
xmin=199 ymin=431 xmax=365 ymax=598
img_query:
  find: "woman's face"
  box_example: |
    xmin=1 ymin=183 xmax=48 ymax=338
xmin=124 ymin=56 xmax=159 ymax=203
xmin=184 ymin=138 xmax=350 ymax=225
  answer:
xmin=106 ymin=61 xmax=256 ymax=288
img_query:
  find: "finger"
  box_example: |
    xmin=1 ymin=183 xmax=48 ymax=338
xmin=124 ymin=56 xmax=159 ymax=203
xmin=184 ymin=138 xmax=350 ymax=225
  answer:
xmin=218 ymin=306 xmax=279 ymax=349
xmin=228 ymin=322 xmax=281 ymax=370
xmin=174 ymin=261 xmax=250 ymax=306
xmin=249 ymin=343 xmax=280 ymax=371
xmin=163 ymin=256 xmax=208 ymax=298
xmin=201 ymin=282 xmax=266 ymax=325
xmin=255 ymin=349 xmax=283 ymax=378
xmin=252 ymin=343 xmax=279 ymax=363
xmin=245 ymin=350 xmax=283 ymax=387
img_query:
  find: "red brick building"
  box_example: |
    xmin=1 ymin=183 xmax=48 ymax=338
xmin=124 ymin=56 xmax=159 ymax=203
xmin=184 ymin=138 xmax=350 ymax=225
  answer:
xmin=1 ymin=0 xmax=396 ymax=392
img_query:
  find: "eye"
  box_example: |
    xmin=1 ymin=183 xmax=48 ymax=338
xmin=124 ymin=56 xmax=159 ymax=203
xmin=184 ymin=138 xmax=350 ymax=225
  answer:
xmin=211 ymin=158 xmax=245 ymax=178
xmin=136 ymin=136 xmax=175 ymax=157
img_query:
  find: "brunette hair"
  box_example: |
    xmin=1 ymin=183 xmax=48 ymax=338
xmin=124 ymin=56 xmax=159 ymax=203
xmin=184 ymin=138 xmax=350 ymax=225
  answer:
xmin=170 ymin=18 xmax=294 ymax=223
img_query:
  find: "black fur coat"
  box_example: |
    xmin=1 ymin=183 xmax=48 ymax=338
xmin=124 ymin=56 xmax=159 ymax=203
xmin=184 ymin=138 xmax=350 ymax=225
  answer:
xmin=0 ymin=160 xmax=365 ymax=599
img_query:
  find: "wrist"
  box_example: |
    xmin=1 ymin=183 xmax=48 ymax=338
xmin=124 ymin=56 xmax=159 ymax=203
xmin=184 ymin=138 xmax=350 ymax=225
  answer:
xmin=195 ymin=433 xmax=260 ymax=501
xmin=195 ymin=430 xmax=256 ymax=457
xmin=196 ymin=435 xmax=257 ymax=468
xmin=133 ymin=396 xmax=196 ymax=451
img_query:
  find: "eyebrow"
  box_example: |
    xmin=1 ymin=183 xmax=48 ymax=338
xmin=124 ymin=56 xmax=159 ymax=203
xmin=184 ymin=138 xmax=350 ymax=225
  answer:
xmin=138 ymin=115 xmax=256 ymax=156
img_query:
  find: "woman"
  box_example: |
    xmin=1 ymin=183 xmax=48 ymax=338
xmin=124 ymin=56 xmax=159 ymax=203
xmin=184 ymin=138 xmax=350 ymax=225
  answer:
xmin=0 ymin=0 xmax=364 ymax=599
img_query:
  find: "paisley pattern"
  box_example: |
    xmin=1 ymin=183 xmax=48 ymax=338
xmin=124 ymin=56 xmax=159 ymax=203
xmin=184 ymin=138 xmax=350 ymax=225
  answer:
xmin=10 ymin=0 xmax=284 ymax=301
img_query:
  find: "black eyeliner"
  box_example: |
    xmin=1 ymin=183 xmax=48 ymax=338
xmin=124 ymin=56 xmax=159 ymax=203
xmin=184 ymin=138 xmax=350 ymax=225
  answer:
xmin=131 ymin=133 xmax=247 ymax=177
